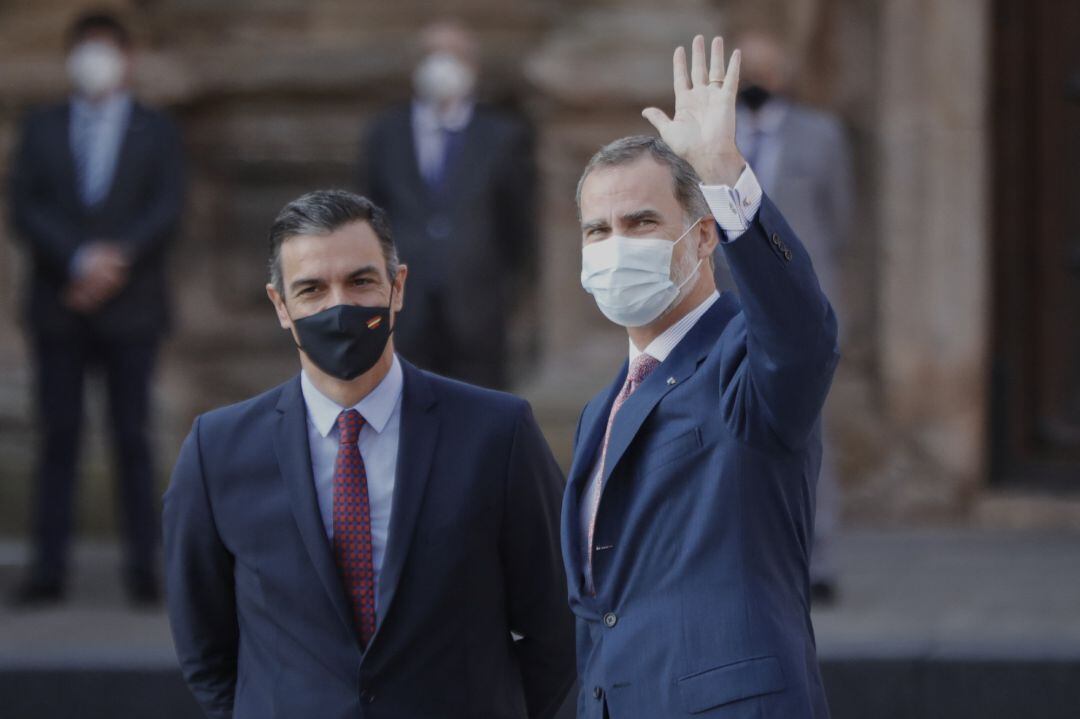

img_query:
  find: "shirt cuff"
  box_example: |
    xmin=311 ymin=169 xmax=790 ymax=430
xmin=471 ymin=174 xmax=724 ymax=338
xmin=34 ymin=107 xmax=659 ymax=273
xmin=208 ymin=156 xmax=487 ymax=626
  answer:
xmin=700 ymin=164 xmax=764 ymax=241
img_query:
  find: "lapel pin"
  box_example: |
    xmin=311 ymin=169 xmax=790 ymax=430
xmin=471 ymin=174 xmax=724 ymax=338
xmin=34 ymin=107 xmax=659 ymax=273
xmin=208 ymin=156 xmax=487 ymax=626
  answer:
xmin=667 ymin=377 xmax=677 ymax=386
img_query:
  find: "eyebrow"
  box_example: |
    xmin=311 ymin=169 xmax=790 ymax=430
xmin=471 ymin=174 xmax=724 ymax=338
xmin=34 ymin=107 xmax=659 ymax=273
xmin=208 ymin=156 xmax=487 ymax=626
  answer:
xmin=581 ymin=208 xmax=666 ymax=234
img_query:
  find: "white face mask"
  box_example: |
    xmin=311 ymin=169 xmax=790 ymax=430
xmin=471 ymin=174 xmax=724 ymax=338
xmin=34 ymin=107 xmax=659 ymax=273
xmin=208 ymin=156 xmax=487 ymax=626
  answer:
xmin=413 ymin=52 xmax=476 ymax=104
xmin=581 ymin=218 xmax=704 ymax=328
xmin=67 ymin=40 xmax=126 ymax=99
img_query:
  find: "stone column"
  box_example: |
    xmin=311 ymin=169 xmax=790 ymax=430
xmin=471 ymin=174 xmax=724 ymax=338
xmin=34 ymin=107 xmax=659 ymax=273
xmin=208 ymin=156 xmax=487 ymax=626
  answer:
xmin=871 ymin=0 xmax=990 ymax=516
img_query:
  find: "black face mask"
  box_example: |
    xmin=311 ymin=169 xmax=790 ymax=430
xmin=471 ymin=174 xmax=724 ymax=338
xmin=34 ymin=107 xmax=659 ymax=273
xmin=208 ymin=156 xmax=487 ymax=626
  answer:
xmin=291 ymin=290 xmax=394 ymax=381
xmin=739 ymin=84 xmax=772 ymax=112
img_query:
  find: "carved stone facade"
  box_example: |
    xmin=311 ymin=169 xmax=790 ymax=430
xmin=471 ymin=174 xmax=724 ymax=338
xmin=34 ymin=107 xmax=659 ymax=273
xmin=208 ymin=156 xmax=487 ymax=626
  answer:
xmin=2 ymin=0 xmax=1065 ymax=536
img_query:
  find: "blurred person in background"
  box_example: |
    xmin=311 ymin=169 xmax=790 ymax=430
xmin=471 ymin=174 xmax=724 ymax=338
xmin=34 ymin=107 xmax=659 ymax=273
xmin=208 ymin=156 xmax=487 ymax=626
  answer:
xmin=164 ymin=190 xmax=573 ymax=718
xmin=360 ymin=19 xmax=537 ymax=390
xmin=729 ymin=28 xmax=855 ymax=604
xmin=566 ymin=36 xmax=837 ymax=718
xmin=6 ymin=10 xmax=185 ymax=606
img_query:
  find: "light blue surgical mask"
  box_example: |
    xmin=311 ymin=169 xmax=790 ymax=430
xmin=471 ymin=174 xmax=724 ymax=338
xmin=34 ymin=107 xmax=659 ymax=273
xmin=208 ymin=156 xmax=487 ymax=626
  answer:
xmin=580 ymin=218 xmax=704 ymax=327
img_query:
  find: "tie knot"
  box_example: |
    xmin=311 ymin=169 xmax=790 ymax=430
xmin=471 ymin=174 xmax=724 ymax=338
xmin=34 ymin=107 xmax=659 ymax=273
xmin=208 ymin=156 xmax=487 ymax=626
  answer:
xmin=628 ymin=353 xmax=660 ymax=386
xmin=336 ymin=409 xmax=365 ymax=445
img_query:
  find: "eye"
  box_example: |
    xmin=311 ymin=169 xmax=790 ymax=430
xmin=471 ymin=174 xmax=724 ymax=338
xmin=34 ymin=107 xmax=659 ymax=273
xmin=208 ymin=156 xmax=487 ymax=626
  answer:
xmin=297 ymin=286 xmax=317 ymax=296
xmin=352 ymin=277 xmax=374 ymax=286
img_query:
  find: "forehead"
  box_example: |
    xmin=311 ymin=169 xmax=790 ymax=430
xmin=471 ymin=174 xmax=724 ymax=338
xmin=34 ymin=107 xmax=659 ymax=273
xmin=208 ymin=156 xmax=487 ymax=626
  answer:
xmin=579 ymin=156 xmax=681 ymax=223
xmin=279 ymin=220 xmax=384 ymax=279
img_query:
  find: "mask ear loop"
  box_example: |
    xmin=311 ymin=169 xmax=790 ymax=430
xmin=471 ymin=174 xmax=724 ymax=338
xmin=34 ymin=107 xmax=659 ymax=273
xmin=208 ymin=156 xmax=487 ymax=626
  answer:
xmin=671 ymin=216 xmax=706 ymax=291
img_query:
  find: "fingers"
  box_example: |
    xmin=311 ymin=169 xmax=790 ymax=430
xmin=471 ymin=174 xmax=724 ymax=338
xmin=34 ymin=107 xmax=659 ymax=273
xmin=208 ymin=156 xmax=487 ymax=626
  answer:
xmin=725 ymin=47 xmax=741 ymax=90
xmin=641 ymin=107 xmax=672 ymax=132
xmin=709 ymin=36 xmax=725 ymax=83
xmin=691 ymin=34 xmax=708 ymax=87
xmin=673 ymin=46 xmax=691 ymax=96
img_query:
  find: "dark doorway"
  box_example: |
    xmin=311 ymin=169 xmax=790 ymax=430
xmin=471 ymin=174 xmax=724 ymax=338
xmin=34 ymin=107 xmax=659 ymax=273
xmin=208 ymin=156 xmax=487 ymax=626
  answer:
xmin=991 ymin=0 xmax=1080 ymax=485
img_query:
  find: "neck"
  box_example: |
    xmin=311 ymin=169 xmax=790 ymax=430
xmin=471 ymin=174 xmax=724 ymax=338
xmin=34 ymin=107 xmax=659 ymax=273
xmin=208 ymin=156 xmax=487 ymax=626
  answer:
xmin=627 ymin=273 xmax=715 ymax=351
xmin=301 ymin=342 xmax=395 ymax=408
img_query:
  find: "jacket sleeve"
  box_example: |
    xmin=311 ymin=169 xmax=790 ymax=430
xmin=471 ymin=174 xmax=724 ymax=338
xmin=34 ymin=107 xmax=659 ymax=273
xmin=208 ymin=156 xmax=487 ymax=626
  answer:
xmin=8 ymin=112 xmax=85 ymax=277
xmin=162 ymin=416 xmax=238 ymax=719
xmin=719 ymin=194 xmax=840 ymax=452
xmin=117 ymin=113 xmax=185 ymax=266
xmin=500 ymin=401 xmax=577 ymax=719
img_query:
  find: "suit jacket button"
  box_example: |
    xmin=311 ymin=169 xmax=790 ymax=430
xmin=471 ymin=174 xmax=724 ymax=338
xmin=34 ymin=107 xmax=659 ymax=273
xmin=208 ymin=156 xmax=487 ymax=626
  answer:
xmin=771 ymin=233 xmax=782 ymax=246
xmin=783 ymin=249 xmax=793 ymax=261
xmin=593 ymin=686 xmax=604 ymax=699
xmin=603 ymin=612 xmax=618 ymax=628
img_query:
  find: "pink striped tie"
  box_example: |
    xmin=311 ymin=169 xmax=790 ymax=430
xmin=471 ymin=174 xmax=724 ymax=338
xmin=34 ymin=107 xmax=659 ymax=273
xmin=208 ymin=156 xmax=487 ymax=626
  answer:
xmin=584 ymin=353 xmax=660 ymax=593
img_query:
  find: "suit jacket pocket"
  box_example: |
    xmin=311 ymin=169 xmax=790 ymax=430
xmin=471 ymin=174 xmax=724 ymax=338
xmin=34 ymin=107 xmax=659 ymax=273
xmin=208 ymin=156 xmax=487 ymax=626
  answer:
xmin=639 ymin=428 xmax=702 ymax=474
xmin=677 ymin=655 xmax=785 ymax=714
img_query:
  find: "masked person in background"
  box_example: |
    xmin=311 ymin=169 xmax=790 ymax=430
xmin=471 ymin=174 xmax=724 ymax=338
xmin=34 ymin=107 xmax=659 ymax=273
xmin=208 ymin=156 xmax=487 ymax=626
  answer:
xmin=7 ymin=11 xmax=185 ymax=606
xmin=360 ymin=19 xmax=537 ymax=390
xmin=164 ymin=190 xmax=574 ymax=718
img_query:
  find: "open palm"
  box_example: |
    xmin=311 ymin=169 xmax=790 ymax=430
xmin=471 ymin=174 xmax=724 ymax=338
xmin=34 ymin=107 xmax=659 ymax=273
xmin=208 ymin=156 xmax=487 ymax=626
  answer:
xmin=642 ymin=35 xmax=744 ymax=185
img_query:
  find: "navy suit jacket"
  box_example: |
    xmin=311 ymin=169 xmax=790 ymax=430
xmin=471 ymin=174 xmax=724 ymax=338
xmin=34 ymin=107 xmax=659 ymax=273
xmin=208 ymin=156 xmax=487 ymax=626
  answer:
xmin=164 ymin=360 xmax=575 ymax=719
xmin=563 ymin=197 xmax=839 ymax=719
xmin=8 ymin=100 xmax=185 ymax=340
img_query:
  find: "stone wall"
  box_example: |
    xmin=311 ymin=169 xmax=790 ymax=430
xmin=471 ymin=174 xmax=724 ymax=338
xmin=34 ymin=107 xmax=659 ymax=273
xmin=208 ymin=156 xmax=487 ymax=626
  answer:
xmin=0 ymin=0 xmax=1051 ymax=536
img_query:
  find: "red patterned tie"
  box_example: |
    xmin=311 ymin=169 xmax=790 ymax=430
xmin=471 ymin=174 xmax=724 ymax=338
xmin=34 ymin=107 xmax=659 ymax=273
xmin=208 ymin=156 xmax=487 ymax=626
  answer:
xmin=332 ymin=409 xmax=377 ymax=646
xmin=584 ymin=353 xmax=661 ymax=593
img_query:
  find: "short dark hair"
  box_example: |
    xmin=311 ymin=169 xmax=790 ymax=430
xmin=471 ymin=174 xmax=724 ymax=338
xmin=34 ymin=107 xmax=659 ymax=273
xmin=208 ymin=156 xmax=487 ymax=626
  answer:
xmin=67 ymin=11 xmax=132 ymax=49
xmin=576 ymin=135 xmax=710 ymax=222
xmin=267 ymin=189 xmax=400 ymax=296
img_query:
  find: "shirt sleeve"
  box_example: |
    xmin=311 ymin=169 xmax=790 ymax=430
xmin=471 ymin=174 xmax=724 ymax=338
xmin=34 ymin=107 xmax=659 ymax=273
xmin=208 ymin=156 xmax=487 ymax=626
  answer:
xmin=699 ymin=164 xmax=764 ymax=242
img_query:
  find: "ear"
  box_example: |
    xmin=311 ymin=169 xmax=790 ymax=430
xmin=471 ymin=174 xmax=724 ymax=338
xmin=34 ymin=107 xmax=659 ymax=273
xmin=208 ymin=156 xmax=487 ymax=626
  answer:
xmin=391 ymin=264 xmax=408 ymax=313
xmin=266 ymin=284 xmax=292 ymax=330
xmin=696 ymin=215 xmax=720 ymax=257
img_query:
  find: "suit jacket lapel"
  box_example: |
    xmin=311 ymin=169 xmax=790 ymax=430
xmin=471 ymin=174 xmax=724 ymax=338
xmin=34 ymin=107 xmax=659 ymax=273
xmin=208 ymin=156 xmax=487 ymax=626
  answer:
xmin=563 ymin=365 xmax=626 ymax=581
xmin=374 ymin=360 xmax=439 ymax=630
xmin=396 ymin=108 xmax=431 ymax=202
xmin=273 ymin=378 xmax=357 ymax=637
xmin=100 ymin=102 xmax=146 ymax=213
xmin=600 ymin=295 xmax=740 ymax=489
xmin=57 ymin=104 xmax=81 ymax=212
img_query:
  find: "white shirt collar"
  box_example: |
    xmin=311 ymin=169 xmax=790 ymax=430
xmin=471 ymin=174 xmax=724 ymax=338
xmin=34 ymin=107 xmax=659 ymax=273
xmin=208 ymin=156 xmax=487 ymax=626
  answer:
xmin=411 ymin=97 xmax=474 ymax=132
xmin=300 ymin=354 xmax=404 ymax=438
xmin=629 ymin=291 xmax=721 ymax=363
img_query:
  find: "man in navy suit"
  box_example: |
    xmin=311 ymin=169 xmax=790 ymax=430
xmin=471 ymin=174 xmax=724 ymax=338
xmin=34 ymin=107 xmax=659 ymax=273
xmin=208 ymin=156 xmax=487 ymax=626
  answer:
xmin=7 ymin=11 xmax=185 ymax=605
xmin=565 ymin=36 xmax=838 ymax=718
xmin=361 ymin=20 xmax=536 ymax=389
xmin=163 ymin=190 xmax=574 ymax=718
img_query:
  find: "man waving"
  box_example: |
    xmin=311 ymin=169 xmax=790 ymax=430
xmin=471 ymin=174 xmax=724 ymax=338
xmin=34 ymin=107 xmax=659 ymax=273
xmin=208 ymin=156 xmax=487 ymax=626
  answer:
xmin=564 ymin=36 xmax=837 ymax=718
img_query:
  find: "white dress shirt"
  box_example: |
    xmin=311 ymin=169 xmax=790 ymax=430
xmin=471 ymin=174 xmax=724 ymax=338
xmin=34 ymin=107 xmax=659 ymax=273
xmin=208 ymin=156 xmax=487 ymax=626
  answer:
xmin=579 ymin=165 xmax=763 ymax=565
xmin=69 ymin=91 xmax=132 ymax=208
xmin=300 ymin=355 xmax=403 ymax=598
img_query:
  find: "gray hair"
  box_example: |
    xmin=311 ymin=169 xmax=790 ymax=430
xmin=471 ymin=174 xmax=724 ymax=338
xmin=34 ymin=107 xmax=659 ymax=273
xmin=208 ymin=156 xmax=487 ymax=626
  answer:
xmin=575 ymin=135 xmax=711 ymax=223
xmin=267 ymin=189 xmax=400 ymax=296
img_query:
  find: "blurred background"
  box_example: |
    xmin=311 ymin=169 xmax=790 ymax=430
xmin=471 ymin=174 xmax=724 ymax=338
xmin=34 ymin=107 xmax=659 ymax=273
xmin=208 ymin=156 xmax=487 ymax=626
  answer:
xmin=0 ymin=0 xmax=1078 ymax=717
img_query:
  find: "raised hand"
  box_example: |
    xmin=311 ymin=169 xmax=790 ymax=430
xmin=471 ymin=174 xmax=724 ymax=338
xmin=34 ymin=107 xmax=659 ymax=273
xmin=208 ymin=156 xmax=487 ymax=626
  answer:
xmin=642 ymin=35 xmax=746 ymax=185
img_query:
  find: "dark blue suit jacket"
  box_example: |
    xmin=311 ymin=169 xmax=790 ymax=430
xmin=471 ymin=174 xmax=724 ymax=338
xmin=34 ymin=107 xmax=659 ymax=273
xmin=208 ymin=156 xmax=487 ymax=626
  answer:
xmin=164 ymin=360 xmax=575 ymax=719
xmin=563 ymin=197 xmax=839 ymax=719
xmin=8 ymin=100 xmax=185 ymax=340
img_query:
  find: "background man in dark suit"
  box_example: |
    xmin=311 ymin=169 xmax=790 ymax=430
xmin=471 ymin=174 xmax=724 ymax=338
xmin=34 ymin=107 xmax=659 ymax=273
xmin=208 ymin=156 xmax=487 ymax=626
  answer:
xmin=164 ymin=190 xmax=574 ymax=718
xmin=361 ymin=20 xmax=536 ymax=389
xmin=566 ymin=36 xmax=838 ymax=717
xmin=7 ymin=11 xmax=185 ymax=605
